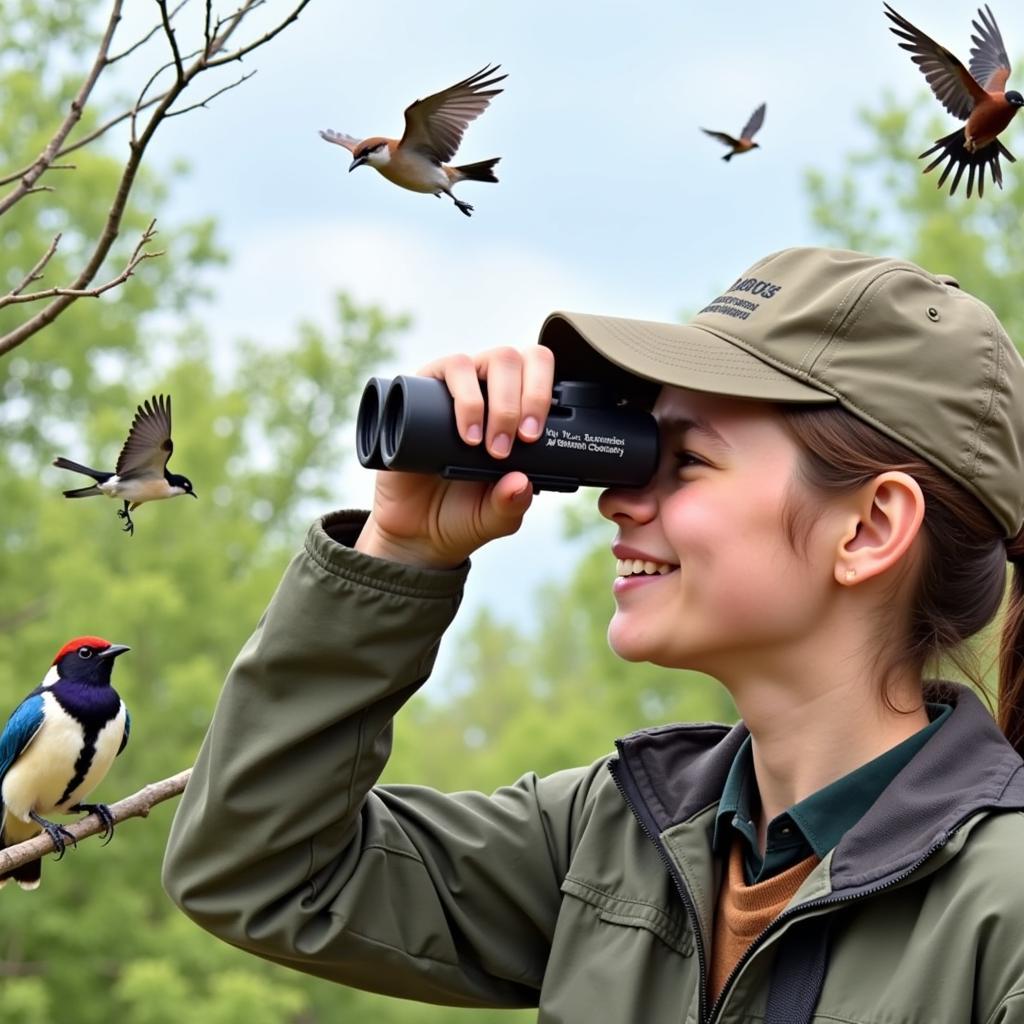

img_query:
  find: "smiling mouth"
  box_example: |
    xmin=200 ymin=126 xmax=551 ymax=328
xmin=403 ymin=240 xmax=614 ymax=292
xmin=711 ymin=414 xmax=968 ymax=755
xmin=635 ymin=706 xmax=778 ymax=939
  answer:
xmin=615 ymin=558 xmax=677 ymax=577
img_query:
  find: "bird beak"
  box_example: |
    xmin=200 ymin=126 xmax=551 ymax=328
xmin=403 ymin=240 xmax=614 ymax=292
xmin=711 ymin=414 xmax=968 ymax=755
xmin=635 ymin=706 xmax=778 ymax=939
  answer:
xmin=98 ymin=644 xmax=131 ymax=660
xmin=349 ymin=155 xmax=367 ymax=172
xmin=190 ymin=491 xmax=199 ymax=499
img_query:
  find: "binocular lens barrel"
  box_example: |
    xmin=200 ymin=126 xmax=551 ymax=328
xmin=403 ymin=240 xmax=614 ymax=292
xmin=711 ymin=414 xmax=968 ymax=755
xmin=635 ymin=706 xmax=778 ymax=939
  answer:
xmin=356 ymin=375 xmax=659 ymax=492
xmin=355 ymin=376 xmax=391 ymax=470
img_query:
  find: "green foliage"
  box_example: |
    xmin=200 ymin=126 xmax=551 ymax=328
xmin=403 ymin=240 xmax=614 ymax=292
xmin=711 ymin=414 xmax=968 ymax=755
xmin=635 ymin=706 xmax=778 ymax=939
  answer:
xmin=0 ymin=977 xmax=51 ymax=1023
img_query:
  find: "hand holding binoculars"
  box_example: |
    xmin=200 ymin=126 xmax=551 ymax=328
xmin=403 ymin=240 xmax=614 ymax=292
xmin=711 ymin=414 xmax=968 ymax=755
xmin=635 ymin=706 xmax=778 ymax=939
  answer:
xmin=356 ymin=375 xmax=659 ymax=492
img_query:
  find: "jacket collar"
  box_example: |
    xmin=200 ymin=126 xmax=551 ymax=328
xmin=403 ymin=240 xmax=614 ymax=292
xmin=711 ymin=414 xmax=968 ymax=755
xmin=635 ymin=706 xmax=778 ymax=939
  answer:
xmin=614 ymin=683 xmax=1024 ymax=893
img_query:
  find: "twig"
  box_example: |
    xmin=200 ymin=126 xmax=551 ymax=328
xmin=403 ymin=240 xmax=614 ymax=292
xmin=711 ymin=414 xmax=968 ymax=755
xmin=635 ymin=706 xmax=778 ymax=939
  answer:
xmin=0 ymin=768 xmax=192 ymax=876
xmin=165 ymin=70 xmax=257 ymax=118
xmin=107 ymin=0 xmax=190 ymax=64
xmin=0 ymin=221 xmax=161 ymax=311
xmin=7 ymin=235 xmax=62 ymax=298
xmin=204 ymin=0 xmax=214 ymax=56
xmin=157 ymin=0 xmax=186 ymax=83
xmin=0 ymin=0 xmax=124 ymax=217
xmin=206 ymin=0 xmax=309 ymax=68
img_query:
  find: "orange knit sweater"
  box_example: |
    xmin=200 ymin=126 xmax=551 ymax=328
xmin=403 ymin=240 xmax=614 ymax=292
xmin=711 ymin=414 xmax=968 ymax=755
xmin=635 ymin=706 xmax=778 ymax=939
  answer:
xmin=708 ymin=841 xmax=820 ymax=1005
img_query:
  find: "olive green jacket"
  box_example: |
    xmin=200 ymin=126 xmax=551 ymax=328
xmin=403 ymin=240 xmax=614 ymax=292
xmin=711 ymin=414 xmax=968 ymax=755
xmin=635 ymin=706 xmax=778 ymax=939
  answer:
xmin=163 ymin=512 xmax=1024 ymax=1022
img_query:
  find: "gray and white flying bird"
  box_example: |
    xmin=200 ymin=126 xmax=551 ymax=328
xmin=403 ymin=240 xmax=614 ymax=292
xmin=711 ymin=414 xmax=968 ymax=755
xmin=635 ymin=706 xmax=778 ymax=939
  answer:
xmin=53 ymin=395 xmax=197 ymax=536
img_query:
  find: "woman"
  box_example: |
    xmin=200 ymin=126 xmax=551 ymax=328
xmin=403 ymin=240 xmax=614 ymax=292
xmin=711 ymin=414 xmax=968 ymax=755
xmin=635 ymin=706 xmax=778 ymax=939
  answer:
xmin=163 ymin=246 xmax=1024 ymax=1022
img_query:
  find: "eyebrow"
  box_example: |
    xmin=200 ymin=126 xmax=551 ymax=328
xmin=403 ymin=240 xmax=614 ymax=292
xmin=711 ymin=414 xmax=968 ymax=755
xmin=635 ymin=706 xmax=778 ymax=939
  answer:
xmin=658 ymin=415 xmax=733 ymax=452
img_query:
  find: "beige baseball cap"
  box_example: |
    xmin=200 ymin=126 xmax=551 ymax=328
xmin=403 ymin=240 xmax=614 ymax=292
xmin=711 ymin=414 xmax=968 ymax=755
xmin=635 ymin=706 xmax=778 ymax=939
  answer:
xmin=539 ymin=246 xmax=1024 ymax=536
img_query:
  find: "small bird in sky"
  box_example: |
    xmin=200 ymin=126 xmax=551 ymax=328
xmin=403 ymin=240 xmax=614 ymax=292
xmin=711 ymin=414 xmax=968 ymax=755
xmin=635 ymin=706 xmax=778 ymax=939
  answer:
xmin=885 ymin=3 xmax=1022 ymax=197
xmin=319 ymin=64 xmax=506 ymax=216
xmin=53 ymin=394 xmax=197 ymax=535
xmin=701 ymin=103 xmax=766 ymax=161
xmin=0 ymin=636 xmax=130 ymax=890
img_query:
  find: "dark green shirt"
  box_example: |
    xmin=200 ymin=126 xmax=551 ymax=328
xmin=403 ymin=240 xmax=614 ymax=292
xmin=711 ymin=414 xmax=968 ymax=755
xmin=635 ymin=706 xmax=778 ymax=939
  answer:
xmin=712 ymin=703 xmax=952 ymax=883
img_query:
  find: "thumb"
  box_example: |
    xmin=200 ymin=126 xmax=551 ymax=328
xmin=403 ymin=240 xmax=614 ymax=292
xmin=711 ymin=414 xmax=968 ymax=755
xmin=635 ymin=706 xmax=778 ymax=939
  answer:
xmin=483 ymin=472 xmax=534 ymax=539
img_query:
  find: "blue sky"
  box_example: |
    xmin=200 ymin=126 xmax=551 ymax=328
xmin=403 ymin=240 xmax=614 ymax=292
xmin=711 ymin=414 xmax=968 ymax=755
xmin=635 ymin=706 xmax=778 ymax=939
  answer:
xmin=106 ymin=1 xmax=1016 ymax=668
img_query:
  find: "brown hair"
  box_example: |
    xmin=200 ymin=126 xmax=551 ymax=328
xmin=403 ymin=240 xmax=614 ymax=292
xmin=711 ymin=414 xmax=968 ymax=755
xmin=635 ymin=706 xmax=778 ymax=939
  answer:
xmin=778 ymin=404 xmax=1024 ymax=756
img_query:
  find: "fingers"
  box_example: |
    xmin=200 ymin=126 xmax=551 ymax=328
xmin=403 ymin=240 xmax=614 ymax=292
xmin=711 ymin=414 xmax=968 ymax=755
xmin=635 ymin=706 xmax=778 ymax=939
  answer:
xmin=518 ymin=344 xmax=555 ymax=442
xmin=478 ymin=347 xmax=523 ymax=458
xmin=419 ymin=353 xmax=485 ymax=445
xmin=418 ymin=344 xmax=555 ymax=458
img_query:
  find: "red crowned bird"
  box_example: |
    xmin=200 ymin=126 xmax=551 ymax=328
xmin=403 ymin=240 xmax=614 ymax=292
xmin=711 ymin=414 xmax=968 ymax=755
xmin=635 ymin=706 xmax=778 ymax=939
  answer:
xmin=320 ymin=64 xmax=506 ymax=217
xmin=701 ymin=103 xmax=766 ymax=161
xmin=885 ymin=3 xmax=1023 ymax=197
xmin=0 ymin=636 xmax=130 ymax=889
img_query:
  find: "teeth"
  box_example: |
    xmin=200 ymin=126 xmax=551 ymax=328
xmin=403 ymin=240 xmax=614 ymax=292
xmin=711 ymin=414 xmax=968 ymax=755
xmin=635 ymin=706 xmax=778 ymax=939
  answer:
xmin=616 ymin=558 xmax=675 ymax=577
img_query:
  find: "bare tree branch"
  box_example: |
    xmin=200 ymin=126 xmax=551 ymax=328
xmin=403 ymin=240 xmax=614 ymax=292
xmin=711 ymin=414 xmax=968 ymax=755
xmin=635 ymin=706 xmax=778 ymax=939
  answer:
xmin=8 ymin=235 xmax=63 ymax=298
xmin=0 ymin=769 xmax=192 ymax=877
xmin=204 ymin=0 xmax=214 ymax=56
xmin=0 ymin=221 xmax=161 ymax=311
xmin=0 ymin=1 xmax=124 ymax=217
xmin=0 ymin=1 xmax=314 ymax=358
xmin=157 ymin=0 xmax=186 ymax=83
xmin=206 ymin=0 xmax=307 ymax=68
xmin=107 ymin=0 xmax=190 ymax=65
xmin=165 ymin=70 xmax=257 ymax=119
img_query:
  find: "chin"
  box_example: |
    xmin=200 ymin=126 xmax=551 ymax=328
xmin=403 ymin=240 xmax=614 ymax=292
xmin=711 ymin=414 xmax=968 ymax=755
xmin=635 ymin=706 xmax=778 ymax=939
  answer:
xmin=607 ymin=621 xmax=664 ymax=664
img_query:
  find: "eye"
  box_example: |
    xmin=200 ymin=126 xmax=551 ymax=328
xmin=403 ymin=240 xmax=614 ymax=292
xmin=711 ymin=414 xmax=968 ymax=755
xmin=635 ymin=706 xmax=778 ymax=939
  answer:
xmin=673 ymin=450 xmax=706 ymax=471
xmin=78 ymin=647 xmax=93 ymax=659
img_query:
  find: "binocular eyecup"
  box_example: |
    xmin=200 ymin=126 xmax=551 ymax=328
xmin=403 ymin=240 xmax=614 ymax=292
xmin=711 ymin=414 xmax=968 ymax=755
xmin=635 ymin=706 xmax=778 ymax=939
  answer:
xmin=356 ymin=375 xmax=659 ymax=492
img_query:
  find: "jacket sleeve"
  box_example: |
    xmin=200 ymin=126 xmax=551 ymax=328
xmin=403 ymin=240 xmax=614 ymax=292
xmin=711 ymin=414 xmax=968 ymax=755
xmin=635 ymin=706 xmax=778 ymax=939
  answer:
xmin=162 ymin=510 xmax=601 ymax=1008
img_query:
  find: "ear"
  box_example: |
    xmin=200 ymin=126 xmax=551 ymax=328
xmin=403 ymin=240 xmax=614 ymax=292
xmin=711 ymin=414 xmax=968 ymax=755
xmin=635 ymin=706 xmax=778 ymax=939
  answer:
xmin=834 ymin=471 xmax=925 ymax=586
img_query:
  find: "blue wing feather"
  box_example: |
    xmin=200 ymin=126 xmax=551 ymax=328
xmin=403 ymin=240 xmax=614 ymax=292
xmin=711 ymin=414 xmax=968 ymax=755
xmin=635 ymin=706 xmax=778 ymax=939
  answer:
xmin=118 ymin=706 xmax=130 ymax=756
xmin=0 ymin=692 xmax=46 ymax=781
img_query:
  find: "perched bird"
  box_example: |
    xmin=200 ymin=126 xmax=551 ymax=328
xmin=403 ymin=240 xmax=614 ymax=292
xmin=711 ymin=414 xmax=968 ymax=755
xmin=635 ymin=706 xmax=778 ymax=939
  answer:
xmin=885 ymin=3 xmax=1022 ymax=197
xmin=320 ymin=64 xmax=506 ymax=216
xmin=0 ymin=636 xmax=130 ymax=890
xmin=53 ymin=394 xmax=197 ymax=535
xmin=701 ymin=103 xmax=766 ymax=161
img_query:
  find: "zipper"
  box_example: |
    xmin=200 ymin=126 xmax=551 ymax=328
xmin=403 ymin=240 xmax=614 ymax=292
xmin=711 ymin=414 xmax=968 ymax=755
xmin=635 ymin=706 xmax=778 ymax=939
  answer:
xmin=608 ymin=753 xmax=712 ymax=1024
xmin=703 ymin=831 xmax=954 ymax=1023
xmin=609 ymin=754 xmax=963 ymax=1024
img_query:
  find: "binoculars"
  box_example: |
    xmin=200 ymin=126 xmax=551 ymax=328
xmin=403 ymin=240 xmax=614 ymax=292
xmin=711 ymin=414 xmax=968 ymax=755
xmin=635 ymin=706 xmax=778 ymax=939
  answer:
xmin=356 ymin=375 xmax=660 ymax=492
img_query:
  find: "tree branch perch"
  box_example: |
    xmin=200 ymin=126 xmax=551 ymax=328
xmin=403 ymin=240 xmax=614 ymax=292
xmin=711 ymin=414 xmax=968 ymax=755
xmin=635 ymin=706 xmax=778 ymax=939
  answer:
xmin=0 ymin=768 xmax=192 ymax=876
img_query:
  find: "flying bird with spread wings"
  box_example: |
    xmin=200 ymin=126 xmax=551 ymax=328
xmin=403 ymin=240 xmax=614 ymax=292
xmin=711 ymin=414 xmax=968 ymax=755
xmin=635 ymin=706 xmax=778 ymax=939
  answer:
xmin=53 ymin=394 xmax=197 ymax=536
xmin=320 ymin=64 xmax=506 ymax=216
xmin=885 ymin=3 xmax=1022 ymax=197
xmin=701 ymin=103 xmax=766 ymax=161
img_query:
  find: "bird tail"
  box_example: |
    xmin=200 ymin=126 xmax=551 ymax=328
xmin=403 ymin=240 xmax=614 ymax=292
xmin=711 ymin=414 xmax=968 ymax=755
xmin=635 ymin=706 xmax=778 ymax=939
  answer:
xmin=0 ymin=832 xmax=41 ymax=890
xmin=0 ymin=857 xmax=41 ymax=890
xmin=452 ymin=157 xmax=501 ymax=184
xmin=53 ymin=457 xmax=111 ymax=497
xmin=721 ymin=152 xmax=734 ymax=163
xmin=919 ymin=129 xmax=1016 ymax=198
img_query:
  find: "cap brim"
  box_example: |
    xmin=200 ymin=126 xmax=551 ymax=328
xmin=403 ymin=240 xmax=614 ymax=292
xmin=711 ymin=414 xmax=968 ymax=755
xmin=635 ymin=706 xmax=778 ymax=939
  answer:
xmin=539 ymin=311 xmax=834 ymax=404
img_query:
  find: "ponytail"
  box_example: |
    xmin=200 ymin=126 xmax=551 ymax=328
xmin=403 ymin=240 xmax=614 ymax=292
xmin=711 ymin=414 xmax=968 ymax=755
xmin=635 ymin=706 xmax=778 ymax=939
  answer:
xmin=998 ymin=532 xmax=1024 ymax=757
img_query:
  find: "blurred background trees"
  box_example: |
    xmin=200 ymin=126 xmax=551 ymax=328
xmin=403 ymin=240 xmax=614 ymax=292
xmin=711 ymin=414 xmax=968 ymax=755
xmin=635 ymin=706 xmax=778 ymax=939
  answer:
xmin=2 ymin=4 xmax=1022 ymax=1022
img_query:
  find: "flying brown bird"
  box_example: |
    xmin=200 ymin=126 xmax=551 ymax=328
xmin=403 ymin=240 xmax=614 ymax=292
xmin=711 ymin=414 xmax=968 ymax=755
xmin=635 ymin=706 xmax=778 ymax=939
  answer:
xmin=885 ymin=3 xmax=1022 ymax=198
xmin=319 ymin=64 xmax=505 ymax=217
xmin=700 ymin=103 xmax=766 ymax=161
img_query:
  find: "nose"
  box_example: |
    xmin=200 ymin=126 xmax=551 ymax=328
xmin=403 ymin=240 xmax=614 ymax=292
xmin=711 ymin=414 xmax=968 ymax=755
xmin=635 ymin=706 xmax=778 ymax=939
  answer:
xmin=598 ymin=478 xmax=659 ymax=526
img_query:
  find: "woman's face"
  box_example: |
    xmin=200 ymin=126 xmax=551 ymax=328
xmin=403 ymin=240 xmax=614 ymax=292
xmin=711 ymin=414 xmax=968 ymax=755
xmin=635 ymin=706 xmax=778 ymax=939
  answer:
xmin=598 ymin=386 xmax=841 ymax=677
